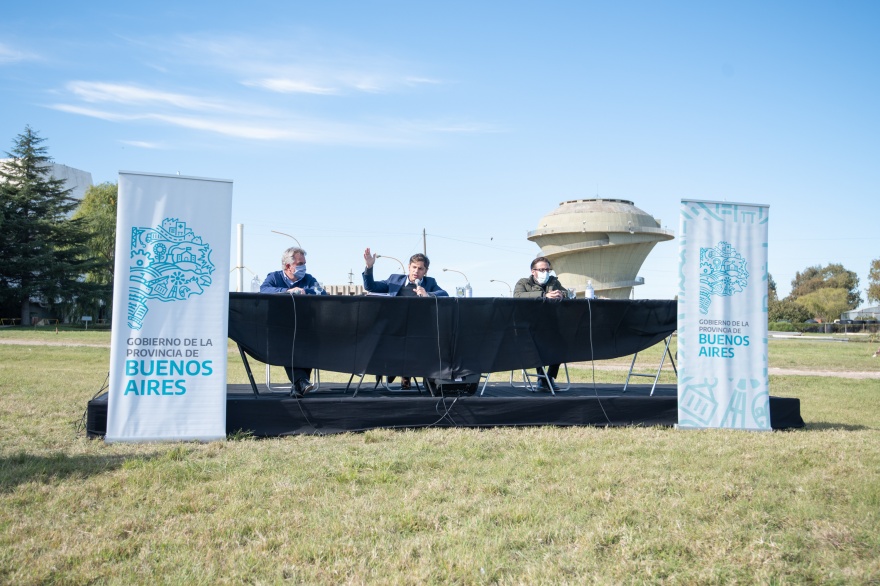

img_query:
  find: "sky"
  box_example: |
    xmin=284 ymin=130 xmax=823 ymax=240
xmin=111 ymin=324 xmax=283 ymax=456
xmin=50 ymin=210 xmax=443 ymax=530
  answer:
xmin=2 ymin=1 xmax=878 ymax=303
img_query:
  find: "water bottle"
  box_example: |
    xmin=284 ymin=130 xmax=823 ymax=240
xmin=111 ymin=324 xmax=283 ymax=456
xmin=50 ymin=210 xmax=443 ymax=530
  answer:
xmin=585 ymin=280 xmax=595 ymax=299
xmin=465 ymin=283 xmax=473 ymax=298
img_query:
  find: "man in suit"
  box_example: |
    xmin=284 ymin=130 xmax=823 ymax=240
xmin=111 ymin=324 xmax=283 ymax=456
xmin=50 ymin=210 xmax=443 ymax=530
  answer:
xmin=260 ymin=246 xmax=327 ymax=397
xmin=362 ymin=248 xmax=448 ymax=389
xmin=362 ymin=249 xmax=448 ymax=298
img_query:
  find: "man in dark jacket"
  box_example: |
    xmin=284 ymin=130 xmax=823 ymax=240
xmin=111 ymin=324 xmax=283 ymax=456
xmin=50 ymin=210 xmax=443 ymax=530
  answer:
xmin=513 ymin=256 xmax=567 ymax=391
xmin=260 ymin=246 xmax=327 ymax=397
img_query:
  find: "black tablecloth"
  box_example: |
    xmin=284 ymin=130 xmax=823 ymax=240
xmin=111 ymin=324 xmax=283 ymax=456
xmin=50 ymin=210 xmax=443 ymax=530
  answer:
xmin=229 ymin=293 xmax=677 ymax=379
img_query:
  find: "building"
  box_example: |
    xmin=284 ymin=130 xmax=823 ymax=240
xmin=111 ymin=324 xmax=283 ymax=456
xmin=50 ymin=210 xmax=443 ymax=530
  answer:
xmin=527 ymin=198 xmax=674 ymax=299
xmin=0 ymin=161 xmax=93 ymax=203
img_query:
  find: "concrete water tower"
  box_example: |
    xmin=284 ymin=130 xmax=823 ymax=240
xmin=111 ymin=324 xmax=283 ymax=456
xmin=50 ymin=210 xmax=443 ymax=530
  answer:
xmin=528 ymin=199 xmax=674 ymax=299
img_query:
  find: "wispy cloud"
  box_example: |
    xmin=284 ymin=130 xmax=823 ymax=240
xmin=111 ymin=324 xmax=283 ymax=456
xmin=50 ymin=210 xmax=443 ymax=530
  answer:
xmin=47 ymin=32 xmax=494 ymax=146
xmin=0 ymin=42 xmax=39 ymax=64
xmin=171 ymin=33 xmax=444 ymax=96
xmin=242 ymin=78 xmax=339 ymax=95
xmin=67 ymin=81 xmax=233 ymax=112
xmin=119 ymin=140 xmax=165 ymax=149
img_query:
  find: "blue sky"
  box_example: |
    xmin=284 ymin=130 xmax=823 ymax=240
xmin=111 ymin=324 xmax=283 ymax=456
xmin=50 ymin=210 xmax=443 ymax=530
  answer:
xmin=2 ymin=1 xmax=878 ymax=302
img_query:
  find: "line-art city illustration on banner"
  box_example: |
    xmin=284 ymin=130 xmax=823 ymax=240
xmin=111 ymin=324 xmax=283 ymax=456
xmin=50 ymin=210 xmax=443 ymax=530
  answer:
xmin=127 ymin=219 xmax=215 ymax=330
xmin=699 ymin=241 xmax=749 ymax=315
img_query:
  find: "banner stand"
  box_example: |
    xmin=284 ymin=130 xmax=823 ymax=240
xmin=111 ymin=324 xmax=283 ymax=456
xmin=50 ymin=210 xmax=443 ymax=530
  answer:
xmin=106 ymin=172 xmax=232 ymax=442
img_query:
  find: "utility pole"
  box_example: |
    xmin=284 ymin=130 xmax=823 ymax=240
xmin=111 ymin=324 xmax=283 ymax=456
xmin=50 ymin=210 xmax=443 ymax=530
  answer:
xmin=423 ymin=228 xmax=427 ymax=255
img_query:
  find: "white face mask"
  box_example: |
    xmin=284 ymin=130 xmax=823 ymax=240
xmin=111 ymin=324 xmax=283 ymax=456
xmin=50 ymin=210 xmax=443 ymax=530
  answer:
xmin=535 ymin=270 xmax=550 ymax=285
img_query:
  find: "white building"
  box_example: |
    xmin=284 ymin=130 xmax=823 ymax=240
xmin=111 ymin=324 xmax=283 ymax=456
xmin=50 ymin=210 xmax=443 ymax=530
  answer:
xmin=0 ymin=161 xmax=93 ymax=202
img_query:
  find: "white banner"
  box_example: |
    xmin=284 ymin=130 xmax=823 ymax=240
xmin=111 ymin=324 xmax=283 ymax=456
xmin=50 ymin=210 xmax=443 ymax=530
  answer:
xmin=677 ymin=200 xmax=770 ymax=430
xmin=106 ymin=172 xmax=232 ymax=442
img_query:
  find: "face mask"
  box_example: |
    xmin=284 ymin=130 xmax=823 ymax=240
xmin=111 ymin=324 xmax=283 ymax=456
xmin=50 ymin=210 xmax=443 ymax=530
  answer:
xmin=292 ymin=264 xmax=306 ymax=281
xmin=535 ymin=270 xmax=550 ymax=285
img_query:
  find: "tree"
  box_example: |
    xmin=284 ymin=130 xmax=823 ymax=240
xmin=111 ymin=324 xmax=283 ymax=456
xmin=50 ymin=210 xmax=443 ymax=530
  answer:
xmin=789 ymin=263 xmax=861 ymax=309
xmin=768 ymin=273 xmax=778 ymax=303
xmin=794 ymin=288 xmax=851 ymax=323
xmin=868 ymin=258 xmax=880 ymax=305
xmin=769 ymin=298 xmax=810 ymax=323
xmin=72 ymin=182 xmax=117 ymax=320
xmin=0 ymin=126 xmax=99 ymax=324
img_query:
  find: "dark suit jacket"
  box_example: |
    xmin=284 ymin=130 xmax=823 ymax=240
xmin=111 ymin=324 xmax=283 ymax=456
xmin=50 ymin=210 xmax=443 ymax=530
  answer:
xmin=362 ymin=270 xmax=448 ymax=297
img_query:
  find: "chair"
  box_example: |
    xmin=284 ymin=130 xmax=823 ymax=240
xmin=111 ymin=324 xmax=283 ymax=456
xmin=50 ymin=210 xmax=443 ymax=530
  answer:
xmin=344 ymin=374 xmax=425 ymax=397
xmin=622 ymin=335 xmax=677 ymax=396
xmin=485 ymin=364 xmax=570 ymax=396
xmin=265 ymin=364 xmax=321 ymax=394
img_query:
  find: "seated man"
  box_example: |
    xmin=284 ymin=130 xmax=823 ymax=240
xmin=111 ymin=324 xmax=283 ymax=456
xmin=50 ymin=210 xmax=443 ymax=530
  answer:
xmin=513 ymin=256 xmax=567 ymax=392
xmin=260 ymin=246 xmax=327 ymax=397
xmin=362 ymin=248 xmax=448 ymax=388
xmin=362 ymin=248 xmax=448 ymax=298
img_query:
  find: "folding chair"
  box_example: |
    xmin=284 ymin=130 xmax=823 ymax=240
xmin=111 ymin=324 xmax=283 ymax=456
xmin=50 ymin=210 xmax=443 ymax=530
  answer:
xmin=494 ymin=364 xmax=570 ymax=396
xmin=623 ymin=335 xmax=677 ymax=396
xmin=265 ymin=364 xmax=321 ymax=394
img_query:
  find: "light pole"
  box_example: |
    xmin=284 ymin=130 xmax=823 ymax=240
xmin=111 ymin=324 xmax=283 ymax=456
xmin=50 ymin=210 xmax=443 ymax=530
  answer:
xmin=490 ymin=279 xmax=512 ymax=297
xmin=376 ymin=254 xmax=406 ymax=273
xmin=443 ymin=268 xmax=472 ymax=297
xmin=271 ymin=230 xmax=302 ymax=248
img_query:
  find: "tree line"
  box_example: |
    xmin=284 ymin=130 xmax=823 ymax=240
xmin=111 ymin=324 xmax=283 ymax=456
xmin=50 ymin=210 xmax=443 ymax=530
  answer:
xmin=0 ymin=127 xmax=116 ymax=324
xmin=1 ymin=126 xmax=878 ymax=325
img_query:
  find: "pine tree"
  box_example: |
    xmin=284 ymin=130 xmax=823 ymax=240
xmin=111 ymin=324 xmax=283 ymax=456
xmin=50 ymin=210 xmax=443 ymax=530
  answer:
xmin=0 ymin=126 xmax=99 ymax=324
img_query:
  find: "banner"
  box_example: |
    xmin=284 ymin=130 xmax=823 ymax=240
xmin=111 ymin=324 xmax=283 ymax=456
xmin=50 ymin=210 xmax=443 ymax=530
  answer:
xmin=677 ymin=200 xmax=770 ymax=430
xmin=106 ymin=172 xmax=232 ymax=442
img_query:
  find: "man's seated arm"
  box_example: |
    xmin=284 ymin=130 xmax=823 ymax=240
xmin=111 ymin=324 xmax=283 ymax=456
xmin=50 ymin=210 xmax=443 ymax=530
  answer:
xmin=362 ymin=267 xmax=391 ymax=293
xmin=513 ymin=277 xmax=543 ymax=298
xmin=424 ymin=278 xmax=448 ymax=297
xmin=260 ymin=272 xmax=289 ymax=294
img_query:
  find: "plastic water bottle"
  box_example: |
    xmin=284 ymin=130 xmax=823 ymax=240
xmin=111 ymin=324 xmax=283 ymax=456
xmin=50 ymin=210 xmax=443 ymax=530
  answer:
xmin=585 ymin=281 xmax=595 ymax=299
xmin=465 ymin=283 xmax=473 ymax=298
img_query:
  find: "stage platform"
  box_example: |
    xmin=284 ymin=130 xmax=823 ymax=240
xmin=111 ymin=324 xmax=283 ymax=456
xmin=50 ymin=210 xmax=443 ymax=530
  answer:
xmin=85 ymin=381 xmax=804 ymax=437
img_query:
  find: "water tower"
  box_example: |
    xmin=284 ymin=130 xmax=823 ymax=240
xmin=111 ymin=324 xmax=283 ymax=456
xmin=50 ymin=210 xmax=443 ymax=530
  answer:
xmin=528 ymin=199 xmax=674 ymax=299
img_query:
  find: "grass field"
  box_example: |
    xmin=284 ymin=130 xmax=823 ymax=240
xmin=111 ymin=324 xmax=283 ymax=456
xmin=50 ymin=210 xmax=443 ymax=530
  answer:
xmin=1 ymin=328 xmax=879 ymax=584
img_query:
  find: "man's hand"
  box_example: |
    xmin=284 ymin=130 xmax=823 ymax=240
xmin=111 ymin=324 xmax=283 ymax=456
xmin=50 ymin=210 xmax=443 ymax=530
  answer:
xmin=288 ymin=287 xmax=306 ymax=295
xmin=364 ymin=247 xmax=376 ymax=269
xmin=414 ymin=285 xmax=428 ymax=297
xmin=545 ymin=289 xmax=565 ymax=300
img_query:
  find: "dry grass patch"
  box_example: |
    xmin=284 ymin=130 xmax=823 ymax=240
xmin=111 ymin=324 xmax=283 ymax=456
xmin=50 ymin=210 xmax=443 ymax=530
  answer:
xmin=1 ymin=335 xmax=879 ymax=583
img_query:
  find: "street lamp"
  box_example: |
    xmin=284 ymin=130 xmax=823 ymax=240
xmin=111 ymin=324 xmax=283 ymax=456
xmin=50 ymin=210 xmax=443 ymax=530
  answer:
xmin=376 ymin=254 xmax=406 ymax=273
xmin=443 ymin=268 xmax=472 ymax=297
xmin=271 ymin=230 xmax=302 ymax=248
xmin=490 ymin=279 xmax=512 ymax=297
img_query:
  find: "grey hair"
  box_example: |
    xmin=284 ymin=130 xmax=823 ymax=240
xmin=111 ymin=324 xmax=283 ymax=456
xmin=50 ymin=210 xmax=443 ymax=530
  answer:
xmin=281 ymin=246 xmax=307 ymax=268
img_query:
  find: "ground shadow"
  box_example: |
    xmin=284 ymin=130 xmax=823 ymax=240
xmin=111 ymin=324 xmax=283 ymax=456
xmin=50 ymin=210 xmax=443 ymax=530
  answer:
xmin=0 ymin=451 xmax=160 ymax=493
xmin=801 ymin=421 xmax=875 ymax=431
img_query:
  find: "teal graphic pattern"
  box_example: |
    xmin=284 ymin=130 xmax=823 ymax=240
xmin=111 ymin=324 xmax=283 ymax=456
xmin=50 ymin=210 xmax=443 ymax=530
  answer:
xmin=679 ymin=201 xmax=770 ymax=429
xmin=127 ymin=219 xmax=215 ymax=330
xmin=699 ymin=241 xmax=748 ymax=315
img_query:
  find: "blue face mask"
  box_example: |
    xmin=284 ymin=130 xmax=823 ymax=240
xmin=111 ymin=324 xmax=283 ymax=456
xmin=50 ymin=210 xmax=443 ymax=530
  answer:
xmin=292 ymin=264 xmax=306 ymax=281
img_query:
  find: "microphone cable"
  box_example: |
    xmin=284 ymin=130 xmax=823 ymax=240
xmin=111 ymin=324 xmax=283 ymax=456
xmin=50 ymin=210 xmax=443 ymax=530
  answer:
xmin=287 ymin=292 xmax=322 ymax=435
xmin=586 ymin=298 xmax=613 ymax=425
